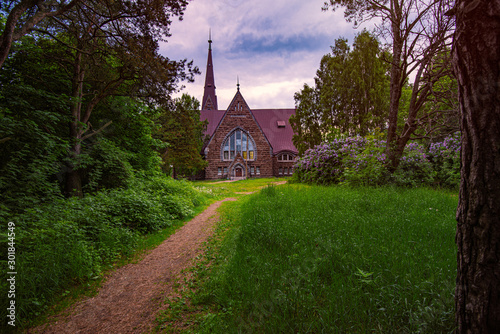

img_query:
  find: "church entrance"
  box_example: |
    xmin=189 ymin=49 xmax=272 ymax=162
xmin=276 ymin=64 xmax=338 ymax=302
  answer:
xmin=235 ymin=167 xmax=243 ymax=177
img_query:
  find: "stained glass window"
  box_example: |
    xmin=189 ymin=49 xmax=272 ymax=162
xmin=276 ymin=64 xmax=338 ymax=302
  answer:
xmin=222 ymin=129 xmax=256 ymax=161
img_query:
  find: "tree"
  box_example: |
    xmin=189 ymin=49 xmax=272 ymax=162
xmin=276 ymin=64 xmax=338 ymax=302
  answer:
xmin=323 ymin=0 xmax=456 ymax=170
xmin=452 ymin=0 xmax=500 ymax=332
xmin=0 ymin=35 xmax=70 ymax=217
xmin=290 ymin=30 xmax=389 ymax=153
xmin=33 ymin=0 xmax=196 ymax=196
xmin=0 ymin=0 xmax=80 ymax=69
xmin=290 ymin=84 xmax=323 ymax=154
xmin=155 ymin=94 xmax=207 ymax=179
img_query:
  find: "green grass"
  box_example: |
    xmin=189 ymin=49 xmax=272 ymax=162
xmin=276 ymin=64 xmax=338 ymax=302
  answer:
xmin=190 ymin=184 xmax=457 ymax=333
xmin=194 ymin=177 xmax=289 ymax=198
xmin=1 ymin=175 xmax=215 ymax=332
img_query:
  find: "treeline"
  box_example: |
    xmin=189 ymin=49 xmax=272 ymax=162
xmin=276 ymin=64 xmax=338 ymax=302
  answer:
xmin=293 ymin=0 xmax=458 ymax=175
xmin=0 ymin=0 xmax=207 ymax=217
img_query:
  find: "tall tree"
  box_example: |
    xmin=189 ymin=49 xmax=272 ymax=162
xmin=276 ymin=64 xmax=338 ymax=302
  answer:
xmin=155 ymin=94 xmax=207 ymax=178
xmin=0 ymin=0 xmax=80 ymax=69
xmin=323 ymin=0 xmax=456 ymax=170
xmin=290 ymin=83 xmax=323 ymax=154
xmin=34 ymin=0 xmax=196 ymax=196
xmin=452 ymin=0 xmax=500 ymax=332
xmin=291 ymin=30 xmax=389 ymax=153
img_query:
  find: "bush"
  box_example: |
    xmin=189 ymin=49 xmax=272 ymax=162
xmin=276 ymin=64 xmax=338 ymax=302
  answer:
xmin=390 ymin=142 xmax=434 ymax=187
xmin=294 ymin=135 xmax=456 ymax=188
xmin=427 ymin=133 xmax=460 ymax=189
xmin=81 ymin=138 xmax=134 ymax=193
xmin=341 ymin=134 xmax=389 ymax=186
xmin=294 ymin=136 xmax=388 ymax=186
xmin=294 ymin=137 xmax=369 ymax=185
xmin=0 ymin=174 xmax=208 ymax=329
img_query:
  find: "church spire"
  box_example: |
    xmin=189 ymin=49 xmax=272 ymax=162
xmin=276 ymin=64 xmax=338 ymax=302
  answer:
xmin=202 ymin=29 xmax=218 ymax=110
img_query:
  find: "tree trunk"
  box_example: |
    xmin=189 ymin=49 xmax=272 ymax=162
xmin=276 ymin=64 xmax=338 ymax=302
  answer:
xmin=386 ymin=3 xmax=404 ymax=171
xmin=65 ymin=50 xmax=85 ymax=197
xmin=453 ymin=1 xmax=500 ymax=332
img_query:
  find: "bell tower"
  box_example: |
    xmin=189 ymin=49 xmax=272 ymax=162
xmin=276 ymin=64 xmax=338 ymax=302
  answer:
xmin=202 ymin=30 xmax=218 ymax=110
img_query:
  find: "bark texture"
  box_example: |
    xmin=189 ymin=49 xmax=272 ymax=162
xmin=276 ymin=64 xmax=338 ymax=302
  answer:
xmin=453 ymin=1 xmax=500 ymax=332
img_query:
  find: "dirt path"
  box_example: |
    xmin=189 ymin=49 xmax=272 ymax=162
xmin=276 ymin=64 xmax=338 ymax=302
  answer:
xmin=30 ymin=198 xmax=237 ymax=334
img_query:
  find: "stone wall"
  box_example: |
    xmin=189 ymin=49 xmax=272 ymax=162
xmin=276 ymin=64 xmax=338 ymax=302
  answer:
xmin=204 ymin=92 xmax=274 ymax=180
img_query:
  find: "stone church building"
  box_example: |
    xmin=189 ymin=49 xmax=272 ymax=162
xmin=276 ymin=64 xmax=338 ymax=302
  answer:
xmin=199 ymin=38 xmax=298 ymax=180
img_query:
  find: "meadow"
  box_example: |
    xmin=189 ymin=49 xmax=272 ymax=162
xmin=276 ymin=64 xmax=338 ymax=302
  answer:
xmin=170 ymin=183 xmax=458 ymax=333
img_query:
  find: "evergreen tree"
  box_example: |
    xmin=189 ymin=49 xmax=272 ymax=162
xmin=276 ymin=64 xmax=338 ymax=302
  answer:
xmin=291 ymin=30 xmax=389 ymax=153
xmin=155 ymin=94 xmax=207 ymax=179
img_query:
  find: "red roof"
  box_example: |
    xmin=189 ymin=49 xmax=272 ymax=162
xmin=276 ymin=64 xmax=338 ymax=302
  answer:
xmin=200 ymin=108 xmax=297 ymax=155
xmin=252 ymin=109 xmax=298 ymax=154
xmin=200 ymin=109 xmax=224 ymax=137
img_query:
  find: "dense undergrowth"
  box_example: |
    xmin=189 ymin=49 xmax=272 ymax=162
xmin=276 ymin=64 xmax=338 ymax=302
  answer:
xmin=0 ymin=174 xmax=214 ymax=330
xmin=184 ymin=184 xmax=457 ymax=333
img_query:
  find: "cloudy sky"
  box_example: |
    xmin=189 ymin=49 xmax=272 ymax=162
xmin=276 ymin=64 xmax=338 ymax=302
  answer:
xmin=160 ymin=0 xmax=367 ymax=109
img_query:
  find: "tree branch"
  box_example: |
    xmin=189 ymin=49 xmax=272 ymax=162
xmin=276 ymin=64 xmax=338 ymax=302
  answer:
xmin=81 ymin=120 xmax=112 ymax=141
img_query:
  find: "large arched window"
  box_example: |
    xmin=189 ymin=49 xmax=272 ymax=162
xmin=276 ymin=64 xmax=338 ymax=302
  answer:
xmin=222 ymin=129 xmax=256 ymax=161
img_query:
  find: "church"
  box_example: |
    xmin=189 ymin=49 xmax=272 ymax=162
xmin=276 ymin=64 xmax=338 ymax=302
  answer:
xmin=199 ymin=37 xmax=298 ymax=180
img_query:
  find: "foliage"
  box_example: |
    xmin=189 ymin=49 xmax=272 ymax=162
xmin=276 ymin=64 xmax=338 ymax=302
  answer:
xmin=323 ymin=0 xmax=457 ymax=170
xmin=0 ymin=175 xmax=208 ymax=329
xmin=195 ymin=185 xmax=457 ymax=333
xmin=79 ymin=138 xmax=134 ymax=193
xmin=290 ymin=30 xmax=389 ymax=154
xmin=98 ymin=97 xmax=164 ymax=173
xmin=391 ymin=142 xmax=434 ymax=187
xmin=4 ymin=0 xmax=198 ymax=197
xmin=0 ymin=32 xmax=188 ymax=216
xmin=427 ymin=133 xmax=460 ymax=189
xmin=290 ymin=84 xmax=323 ymax=155
xmin=155 ymin=94 xmax=208 ymax=178
xmin=294 ymin=134 xmax=457 ymax=188
xmin=294 ymin=136 xmax=387 ymax=186
xmin=0 ymin=39 xmax=70 ymax=217
xmin=341 ymin=132 xmax=389 ymax=186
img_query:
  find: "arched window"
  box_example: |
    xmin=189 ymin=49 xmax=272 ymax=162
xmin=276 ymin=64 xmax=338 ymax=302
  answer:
xmin=222 ymin=129 xmax=256 ymax=161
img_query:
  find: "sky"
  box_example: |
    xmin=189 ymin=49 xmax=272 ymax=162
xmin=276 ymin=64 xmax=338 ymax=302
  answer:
xmin=160 ymin=0 xmax=367 ymax=109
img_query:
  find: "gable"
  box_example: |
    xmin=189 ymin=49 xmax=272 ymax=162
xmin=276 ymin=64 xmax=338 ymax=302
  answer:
xmin=205 ymin=90 xmax=273 ymax=154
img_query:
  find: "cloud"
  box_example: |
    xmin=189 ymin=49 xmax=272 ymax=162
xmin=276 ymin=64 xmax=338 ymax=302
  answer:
xmin=227 ymin=32 xmax=331 ymax=57
xmin=160 ymin=0 xmax=364 ymax=109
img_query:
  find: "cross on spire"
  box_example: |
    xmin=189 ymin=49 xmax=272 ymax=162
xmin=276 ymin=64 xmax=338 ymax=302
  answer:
xmin=202 ymin=29 xmax=218 ymax=110
xmin=208 ymin=28 xmax=212 ymax=50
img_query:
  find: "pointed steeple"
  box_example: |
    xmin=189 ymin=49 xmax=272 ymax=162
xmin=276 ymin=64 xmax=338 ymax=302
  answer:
xmin=202 ymin=30 xmax=218 ymax=110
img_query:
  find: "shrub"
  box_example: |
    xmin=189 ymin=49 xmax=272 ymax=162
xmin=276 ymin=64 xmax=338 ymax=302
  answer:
xmin=294 ymin=136 xmax=388 ymax=186
xmin=0 ymin=174 xmax=208 ymax=329
xmin=295 ymin=137 xmax=369 ymax=185
xmin=294 ymin=135 xmax=454 ymax=188
xmin=427 ymin=133 xmax=461 ymax=189
xmin=390 ymin=142 xmax=434 ymax=187
xmin=341 ymin=134 xmax=389 ymax=186
xmin=81 ymin=138 xmax=134 ymax=193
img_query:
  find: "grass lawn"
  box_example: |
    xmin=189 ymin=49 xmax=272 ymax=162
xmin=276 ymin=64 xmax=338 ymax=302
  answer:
xmin=165 ymin=183 xmax=458 ymax=333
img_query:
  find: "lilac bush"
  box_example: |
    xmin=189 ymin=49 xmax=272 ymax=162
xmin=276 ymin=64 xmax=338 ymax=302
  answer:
xmin=294 ymin=136 xmax=389 ymax=186
xmin=427 ymin=133 xmax=461 ymax=189
xmin=294 ymin=134 xmax=460 ymax=188
xmin=390 ymin=142 xmax=434 ymax=187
